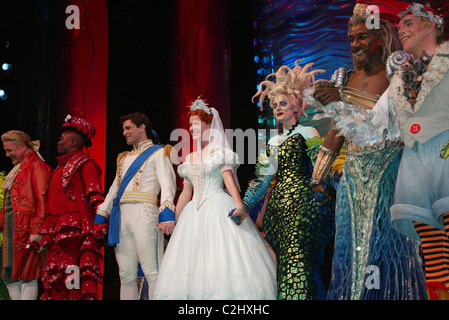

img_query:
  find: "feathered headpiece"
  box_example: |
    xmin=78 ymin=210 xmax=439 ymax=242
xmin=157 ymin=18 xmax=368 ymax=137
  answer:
xmin=252 ymin=60 xmax=325 ymax=111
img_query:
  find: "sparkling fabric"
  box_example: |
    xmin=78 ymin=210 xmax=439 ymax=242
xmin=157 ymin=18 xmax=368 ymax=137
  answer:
xmin=328 ymin=145 xmax=427 ymax=300
xmin=1 ymin=192 xmax=13 ymax=277
xmin=402 ymin=54 xmax=432 ymax=110
xmin=39 ymin=151 xmax=103 ymax=300
xmin=264 ymin=133 xmax=334 ymax=300
xmin=154 ymin=149 xmax=277 ymax=300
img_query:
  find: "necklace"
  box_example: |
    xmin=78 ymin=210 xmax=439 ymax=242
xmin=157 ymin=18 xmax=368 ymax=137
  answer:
xmin=282 ymin=120 xmax=300 ymax=136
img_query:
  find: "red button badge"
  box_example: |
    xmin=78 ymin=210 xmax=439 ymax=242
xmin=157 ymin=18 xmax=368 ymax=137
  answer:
xmin=410 ymin=123 xmax=420 ymax=134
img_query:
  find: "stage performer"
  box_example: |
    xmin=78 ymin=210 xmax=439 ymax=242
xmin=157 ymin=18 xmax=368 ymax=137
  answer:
xmin=153 ymin=98 xmax=277 ymax=300
xmin=39 ymin=116 xmax=105 ymax=300
xmin=307 ymin=2 xmax=427 ymax=300
xmin=242 ymin=61 xmax=335 ymax=300
xmin=388 ymin=2 xmax=449 ymax=300
xmin=0 ymin=171 xmax=10 ymax=300
xmin=94 ymin=112 xmax=177 ymax=300
xmin=0 ymin=131 xmax=52 ymax=300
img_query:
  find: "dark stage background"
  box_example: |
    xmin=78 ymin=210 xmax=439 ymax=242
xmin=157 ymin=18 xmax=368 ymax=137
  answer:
xmin=0 ymin=0 xmax=258 ymax=299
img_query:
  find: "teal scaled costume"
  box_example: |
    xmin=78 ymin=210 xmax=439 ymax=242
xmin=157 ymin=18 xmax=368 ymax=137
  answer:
xmin=306 ymin=65 xmax=427 ymax=300
xmin=243 ymin=124 xmax=334 ymax=300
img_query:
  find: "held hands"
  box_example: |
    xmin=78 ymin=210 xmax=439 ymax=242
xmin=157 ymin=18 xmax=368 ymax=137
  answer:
xmin=94 ymin=222 xmax=109 ymax=239
xmin=93 ymin=221 xmax=176 ymax=238
xmin=228 ymin=207 xmax=248 ymax=226
xmin=27 ymin=235 xmax=43 ymax=252
xmin=157 ymin=221 xmax=175 ymax=235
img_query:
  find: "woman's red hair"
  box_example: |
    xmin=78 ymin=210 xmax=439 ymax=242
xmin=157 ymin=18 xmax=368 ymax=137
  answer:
xmin=188 ymin=109 xmax=214 ymax=124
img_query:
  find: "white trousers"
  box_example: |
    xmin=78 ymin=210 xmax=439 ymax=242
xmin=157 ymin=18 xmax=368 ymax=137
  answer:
xmin=6 ymin=280 xmax=38 ymax=300
xmin=114 ymin=203 xmax=159 ymax=299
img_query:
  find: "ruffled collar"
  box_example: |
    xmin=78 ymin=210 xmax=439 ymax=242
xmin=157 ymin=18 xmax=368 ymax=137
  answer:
xmin=390 ymin=41 xmax=449 ymax=113
xmin=57 ymin=149 xmax=85 ymax=166
xmin=56 ymin=150 xmax=92 ymax=193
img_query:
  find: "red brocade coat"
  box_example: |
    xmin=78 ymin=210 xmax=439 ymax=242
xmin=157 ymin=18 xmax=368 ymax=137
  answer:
xmin=0 ymin=150 xmax=52 ymax=280
xmin=39 ymin=150 xmax=104 ymax=300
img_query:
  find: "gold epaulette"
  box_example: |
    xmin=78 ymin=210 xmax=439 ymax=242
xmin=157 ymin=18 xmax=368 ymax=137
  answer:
xmin=116 ymin=151 xmax=128 ymax=166
xmin=164 ymin=144 xmax=180 ymax=165
xmin=116 ymin=151 xmax=128 ymax=187
xmin=164 ymin=145 xmax=172 ymax=157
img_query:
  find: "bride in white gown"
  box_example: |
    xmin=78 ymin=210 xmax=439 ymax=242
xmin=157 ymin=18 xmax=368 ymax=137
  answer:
xmin=154 ymin=98 xmax=277 ymax=300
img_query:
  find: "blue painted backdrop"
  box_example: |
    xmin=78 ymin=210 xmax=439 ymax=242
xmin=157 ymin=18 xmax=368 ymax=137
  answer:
xmin=252 ymin=0 xmax=355 ymax=134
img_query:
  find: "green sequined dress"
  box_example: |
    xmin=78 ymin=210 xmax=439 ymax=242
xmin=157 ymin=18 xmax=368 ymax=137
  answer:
xmin=263 ymin=131 xmax=334 ymax=300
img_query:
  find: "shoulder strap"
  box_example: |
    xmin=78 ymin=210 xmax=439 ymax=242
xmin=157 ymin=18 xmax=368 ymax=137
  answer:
xmin=107 ymin=144 xmax=163 ymax=246
xmin=116 ymin=144 xmax=163 ymax=200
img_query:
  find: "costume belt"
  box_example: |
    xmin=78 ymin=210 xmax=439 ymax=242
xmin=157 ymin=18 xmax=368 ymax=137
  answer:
xmin=107 ymin=145 xmax=163 ymax=246
xmin=340 ymin=86 xmax=379 ymax=110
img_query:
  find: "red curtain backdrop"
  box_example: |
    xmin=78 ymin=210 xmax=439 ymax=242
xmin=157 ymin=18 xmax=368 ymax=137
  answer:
xmin=60 ymin=0 xmax=108 ymax=181
xmin=173 ymin=0 xmax=231 ymax=139
xmin=58 ymin=0 xmax=108 ymax=299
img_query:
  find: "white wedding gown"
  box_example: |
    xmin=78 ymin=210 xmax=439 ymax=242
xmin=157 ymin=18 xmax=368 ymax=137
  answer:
xmin=154 ymin=149 xmax=277 ymax=300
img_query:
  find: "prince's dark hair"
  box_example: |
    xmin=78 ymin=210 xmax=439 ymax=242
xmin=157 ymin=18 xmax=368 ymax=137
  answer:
xmin=120 ymin=112 xmax=157 ymax=142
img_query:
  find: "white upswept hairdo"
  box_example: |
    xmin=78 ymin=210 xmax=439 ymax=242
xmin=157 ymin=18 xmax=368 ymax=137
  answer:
xmin=252 ymin=60 xmax=325 ymax=114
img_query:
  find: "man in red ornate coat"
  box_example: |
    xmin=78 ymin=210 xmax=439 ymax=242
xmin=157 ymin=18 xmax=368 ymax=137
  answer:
xmin=1 ymin=130 xmax=53 ymax=300
xmin=39 ymin=115 xmax=105 ymax=300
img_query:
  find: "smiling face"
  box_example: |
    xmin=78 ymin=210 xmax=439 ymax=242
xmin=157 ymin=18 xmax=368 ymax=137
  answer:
xmin=122 ymin=119 xmax=146 ymax=146
xmin=3 ymin=141 xmax=28 ymax=166
xmin=398 ymin=15 xmax=432 ymax=57
xmin=189 ymin=115 xmax=211 ymax=141
xmin=348 ymin=22 xmax=382 ymax=70
xmin=273 ymin=94 xmax=297 ymax=128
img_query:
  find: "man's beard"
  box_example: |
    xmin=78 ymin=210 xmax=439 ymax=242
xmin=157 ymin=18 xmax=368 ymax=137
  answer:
xmin=352 ymin=47 xmax=370 ymax=70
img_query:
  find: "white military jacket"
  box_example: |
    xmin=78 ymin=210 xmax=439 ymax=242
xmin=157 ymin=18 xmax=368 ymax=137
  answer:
xmin=97 ymin=139 xmax=177 ymax=223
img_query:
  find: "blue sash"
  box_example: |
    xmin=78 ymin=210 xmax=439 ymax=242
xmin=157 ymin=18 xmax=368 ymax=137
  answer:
xmin=107 ymin=145 xmax=163 ymax=245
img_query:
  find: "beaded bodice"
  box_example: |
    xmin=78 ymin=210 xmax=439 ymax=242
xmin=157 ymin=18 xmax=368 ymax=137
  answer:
xmin=178 ymin=149 xmax=237 ymax=209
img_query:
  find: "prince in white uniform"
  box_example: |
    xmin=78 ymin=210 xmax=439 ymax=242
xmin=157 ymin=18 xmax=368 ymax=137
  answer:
xmin=94 ymin=112 xmax=176 ymax=300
